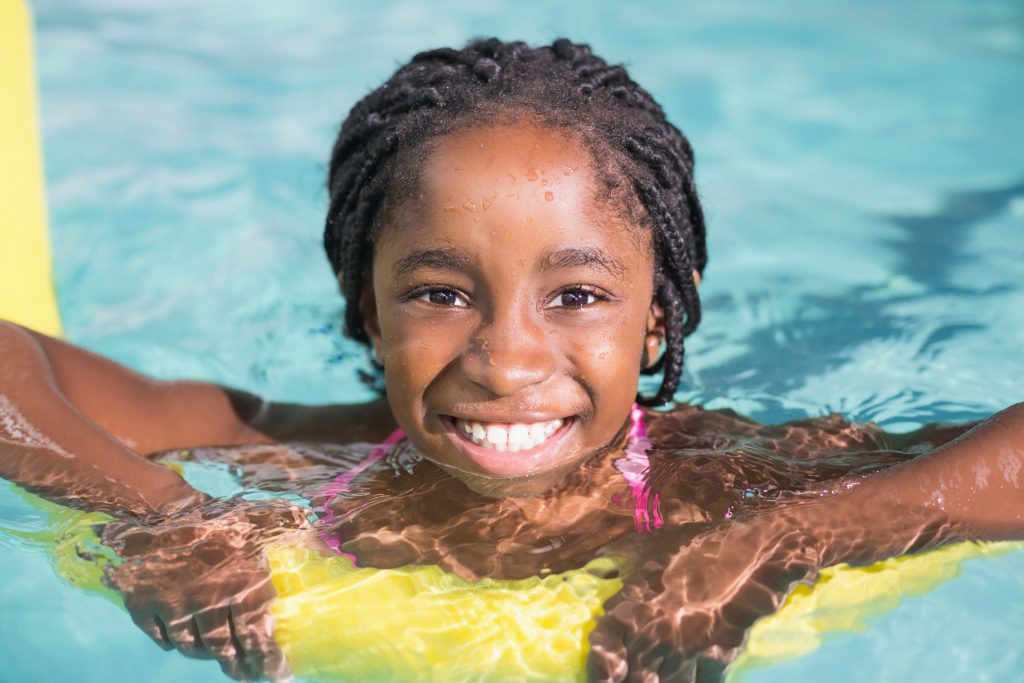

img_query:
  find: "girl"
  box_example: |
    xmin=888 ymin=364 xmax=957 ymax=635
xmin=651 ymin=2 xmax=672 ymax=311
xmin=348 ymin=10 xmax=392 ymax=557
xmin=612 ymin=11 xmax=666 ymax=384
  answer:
xmin=1 ymin=38 xmax=1022 ymax=682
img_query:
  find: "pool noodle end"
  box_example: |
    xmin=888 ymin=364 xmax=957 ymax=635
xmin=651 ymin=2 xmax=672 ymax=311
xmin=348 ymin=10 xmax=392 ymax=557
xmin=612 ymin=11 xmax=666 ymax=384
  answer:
xmin=0 ymin=0 xmax=62 ymax=338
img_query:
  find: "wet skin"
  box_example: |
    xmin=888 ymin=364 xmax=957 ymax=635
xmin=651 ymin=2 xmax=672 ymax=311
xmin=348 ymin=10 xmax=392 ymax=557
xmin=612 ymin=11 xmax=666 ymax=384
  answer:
xmin=361 ymin=121 xmax=663 ymax=496
xmin=310 ymin=404 xmax=971 ymax=581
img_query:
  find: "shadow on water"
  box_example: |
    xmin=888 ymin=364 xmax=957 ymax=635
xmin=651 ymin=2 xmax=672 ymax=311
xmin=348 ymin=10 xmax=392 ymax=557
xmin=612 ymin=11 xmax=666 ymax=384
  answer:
xmin=885 ymin=180 xmax=1024 ymax=290
xmin=690 ymin=179 xmax=1024 ymax=424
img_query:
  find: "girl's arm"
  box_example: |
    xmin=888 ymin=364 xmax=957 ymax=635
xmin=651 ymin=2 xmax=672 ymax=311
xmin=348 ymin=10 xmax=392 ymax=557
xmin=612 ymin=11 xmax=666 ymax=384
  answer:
xmin=811 ymin=401 xmax=1024 ymax=565
xmin=0 ymin=322 xmax=384 ymax=515
xmin=12 ymin=324 xmax=393 ymax=451
xmin=0 ymin=321 xmax=216 ymax=516
xmin=588 ymin=403 xmax=1024 ymax=681
xmin=0 ymin=322 xmax=324 ymax=677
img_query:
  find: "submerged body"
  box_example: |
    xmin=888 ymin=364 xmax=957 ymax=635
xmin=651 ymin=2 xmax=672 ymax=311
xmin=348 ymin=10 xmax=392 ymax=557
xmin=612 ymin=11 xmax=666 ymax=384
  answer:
xmin=167 ymin=402 xmax=972 ymax=583
xmin=26 ymin=399 xmax=1007 ymax=682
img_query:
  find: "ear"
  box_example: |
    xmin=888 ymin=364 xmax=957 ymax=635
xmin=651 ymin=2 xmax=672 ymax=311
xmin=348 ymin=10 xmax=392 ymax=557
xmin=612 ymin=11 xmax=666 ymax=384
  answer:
xmin=356 ymin=276 xmax=385 ymax=364
xmin=642 ymin=299 xmax=666 ymax=369
xmin=693 ymin=269 xmax=701 ymax=288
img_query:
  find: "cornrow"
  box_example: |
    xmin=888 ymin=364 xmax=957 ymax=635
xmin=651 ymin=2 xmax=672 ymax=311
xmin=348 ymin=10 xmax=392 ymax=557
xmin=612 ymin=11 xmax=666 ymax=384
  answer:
xmin=324 ymin=38 xmax=707 ymax=406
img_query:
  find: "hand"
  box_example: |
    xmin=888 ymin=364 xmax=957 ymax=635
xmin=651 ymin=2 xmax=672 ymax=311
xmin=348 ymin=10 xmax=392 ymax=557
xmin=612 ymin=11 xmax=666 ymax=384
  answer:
xmin=588 ymin=516 xmax=820 ymax=683
xmin=101 ymin=500 xmax=308 ymax=681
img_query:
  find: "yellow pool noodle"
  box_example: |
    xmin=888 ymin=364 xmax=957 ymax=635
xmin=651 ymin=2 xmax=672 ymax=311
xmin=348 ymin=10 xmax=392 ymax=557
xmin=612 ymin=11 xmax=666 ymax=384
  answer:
xmin=0 ymin=0 xmax=62 ymax=338
xmin=3 ymin=5 xmax=1022 ymax=681
xmin=267 ymin=546 xmax=624 ymax=682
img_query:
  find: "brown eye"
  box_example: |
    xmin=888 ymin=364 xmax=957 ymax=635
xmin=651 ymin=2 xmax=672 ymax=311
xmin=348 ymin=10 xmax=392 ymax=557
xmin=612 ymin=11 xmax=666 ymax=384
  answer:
xmin=417 ymin=289 xmax=469 ymax=307
xmin=555 ymin=288 xmax=598 ymax=308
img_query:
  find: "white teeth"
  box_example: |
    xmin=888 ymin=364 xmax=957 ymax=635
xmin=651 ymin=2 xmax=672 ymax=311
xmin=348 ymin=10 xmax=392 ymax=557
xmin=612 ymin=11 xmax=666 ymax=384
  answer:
xmin=486 ymin=425 xmax=508 ymax=446
xmin=453 ymin=417 xmax=567 ymax=452
xmin=529 ymin=423 xmax=546 ymax=442
xmin=508 ymin=424 xmax=529 ymax=446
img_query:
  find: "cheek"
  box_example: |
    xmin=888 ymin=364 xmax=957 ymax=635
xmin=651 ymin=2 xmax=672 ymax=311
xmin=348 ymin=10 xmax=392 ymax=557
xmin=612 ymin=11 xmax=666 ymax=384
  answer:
xmin=566 ymin=315 xmax=646 ymax=402
xmin=378 ymin=312 xmax=467 ymax=395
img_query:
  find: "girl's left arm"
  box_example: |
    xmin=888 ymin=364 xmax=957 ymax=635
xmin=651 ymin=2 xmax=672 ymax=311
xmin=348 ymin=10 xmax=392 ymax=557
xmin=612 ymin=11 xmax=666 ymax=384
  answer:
xmin=812 ymin=401 xmax=1024 ymax=566
xmin=587 ymin=403 xmax=1024 ymax=682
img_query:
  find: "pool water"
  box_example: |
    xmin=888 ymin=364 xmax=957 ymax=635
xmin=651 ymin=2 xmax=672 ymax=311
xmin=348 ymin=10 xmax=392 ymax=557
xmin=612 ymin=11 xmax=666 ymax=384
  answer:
xmin=3 ymin=0 xmax=1024 ymax=680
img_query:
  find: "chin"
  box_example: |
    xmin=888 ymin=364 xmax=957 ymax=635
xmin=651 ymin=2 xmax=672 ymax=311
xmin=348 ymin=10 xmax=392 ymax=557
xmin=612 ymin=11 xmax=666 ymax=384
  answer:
xmin=446 ymin=467 xmax=568 ymax=498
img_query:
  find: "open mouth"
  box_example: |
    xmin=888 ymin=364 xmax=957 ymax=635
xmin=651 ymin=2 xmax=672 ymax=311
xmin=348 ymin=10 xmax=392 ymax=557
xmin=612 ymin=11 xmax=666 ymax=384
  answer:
xmin=439 ymin=414 xmax=576 ymax=477
xmin=452 ymin=416 xmax=565 ymax=452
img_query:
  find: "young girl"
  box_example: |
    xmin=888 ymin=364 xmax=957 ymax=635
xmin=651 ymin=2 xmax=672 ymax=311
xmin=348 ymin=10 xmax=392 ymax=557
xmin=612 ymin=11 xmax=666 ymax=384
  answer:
xmin=1 ymin=38 xmax=1022 ymax=682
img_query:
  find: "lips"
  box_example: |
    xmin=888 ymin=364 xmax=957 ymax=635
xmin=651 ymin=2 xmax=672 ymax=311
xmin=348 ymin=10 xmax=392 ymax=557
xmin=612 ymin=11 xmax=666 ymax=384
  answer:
xmin=439 ymin=414 xmax=575 ymax=478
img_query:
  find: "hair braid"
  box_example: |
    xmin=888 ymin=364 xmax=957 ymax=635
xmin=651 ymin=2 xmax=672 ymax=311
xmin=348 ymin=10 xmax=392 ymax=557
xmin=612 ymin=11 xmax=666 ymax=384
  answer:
xmin=324 ymin=38 xmax=708 ymax=405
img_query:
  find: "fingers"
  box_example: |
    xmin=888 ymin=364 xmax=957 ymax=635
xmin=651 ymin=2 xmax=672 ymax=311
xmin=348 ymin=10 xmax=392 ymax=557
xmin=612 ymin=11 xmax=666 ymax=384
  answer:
xmin=188 ymin=568 xmax=288 ymax=681
xmin=153 ymin=603 xmax=288 ymax=682
xmin=129 ymin=598 xmax=287 ymax=681
xmin=659 ymin=652 xmax=695 ymax=683
xmin=195 ymin=607 xmax=247 ymax=680
xmin=693 ymin=656 xmax=728 ymax=683
xmin=633 ymin=644 xmax=675 ymax=683
xmin=223 ymin=570 xmax=289 ymax=681
xmin=162 ymin=613 xmax=211 ymax=660
xmin=126 ymin=609 xmax=174 ymax=651
xmin=228 ymin=602 xmax=290 ymax=682
xmin=588 ymin=626 xmax=709 ymax=683
xmin=588 ymin=617 xmax=629 ymax=682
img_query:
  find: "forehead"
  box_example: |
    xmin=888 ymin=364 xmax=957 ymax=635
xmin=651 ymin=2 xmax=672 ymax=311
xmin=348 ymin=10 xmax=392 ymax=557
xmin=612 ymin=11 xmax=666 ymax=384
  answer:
xmin=401 ymin=121 xmax=648 ymax=246
xmin=422 ymin=121 xmax=595 ymax=189
xmin=373 ymin=120 xmax=653 ymax=282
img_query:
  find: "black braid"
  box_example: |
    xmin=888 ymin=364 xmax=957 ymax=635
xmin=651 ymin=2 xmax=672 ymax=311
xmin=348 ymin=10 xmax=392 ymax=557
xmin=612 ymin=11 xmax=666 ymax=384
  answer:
xmin=324 ymin=38 xmax=708 ymax=406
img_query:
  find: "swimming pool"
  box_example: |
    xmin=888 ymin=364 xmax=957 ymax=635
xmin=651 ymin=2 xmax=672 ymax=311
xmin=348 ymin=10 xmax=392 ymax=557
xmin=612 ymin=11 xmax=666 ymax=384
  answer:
xmin=3 ymin=0 xmax=1024 ymax=680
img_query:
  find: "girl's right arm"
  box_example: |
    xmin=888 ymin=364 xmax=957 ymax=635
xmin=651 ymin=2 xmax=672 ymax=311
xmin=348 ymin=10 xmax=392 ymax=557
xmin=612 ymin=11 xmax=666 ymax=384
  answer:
xmin=0 ymin=321 xmax=393 ymax=515
xmin=0 ymin=321 xmax=224 ymax=516
xmin=0 ymin=321 xmax=317 ymax=677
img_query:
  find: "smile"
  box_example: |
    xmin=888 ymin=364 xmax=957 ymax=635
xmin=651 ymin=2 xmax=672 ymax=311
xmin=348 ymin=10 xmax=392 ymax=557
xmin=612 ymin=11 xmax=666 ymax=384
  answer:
xmin=437 ymin=412 xmax=577 ymax=477
xmin=453 ymin=417 xmax=565 ymax=452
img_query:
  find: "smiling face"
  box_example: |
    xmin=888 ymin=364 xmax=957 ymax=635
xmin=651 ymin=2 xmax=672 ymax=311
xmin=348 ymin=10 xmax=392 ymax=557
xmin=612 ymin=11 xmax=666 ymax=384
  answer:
xmin=362 ymin=121 xmax=662 ymax=496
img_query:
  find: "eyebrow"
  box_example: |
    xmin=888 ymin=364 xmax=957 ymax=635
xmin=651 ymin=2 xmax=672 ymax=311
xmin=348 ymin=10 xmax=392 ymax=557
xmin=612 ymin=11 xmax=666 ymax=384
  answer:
xmin=391 ymin=245 xmax=628 ymax=280
xmin=392 ymin=247 xmax=473 ymax=278
xmin=540 ymin=247 xmax=628 ymax=279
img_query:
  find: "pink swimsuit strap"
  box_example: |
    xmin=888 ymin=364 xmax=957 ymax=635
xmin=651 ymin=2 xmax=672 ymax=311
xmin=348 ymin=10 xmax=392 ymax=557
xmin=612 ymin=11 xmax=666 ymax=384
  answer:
xmin=316 ymin=427 xmax=404 ymax=556
xmin=617 ymin=403 xmax=663 ymax=532
xmin=316 ymin=403 xmax=659 ymax=556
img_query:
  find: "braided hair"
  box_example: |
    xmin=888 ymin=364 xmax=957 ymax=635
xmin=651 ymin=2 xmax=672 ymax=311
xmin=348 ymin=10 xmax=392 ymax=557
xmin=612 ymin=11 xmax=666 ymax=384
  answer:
xmin=324 ymin=38 xmax=707 ymax=406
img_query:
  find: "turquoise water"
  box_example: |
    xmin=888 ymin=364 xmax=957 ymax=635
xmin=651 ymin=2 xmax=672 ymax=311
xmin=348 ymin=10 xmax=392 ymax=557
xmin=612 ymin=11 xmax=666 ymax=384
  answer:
xmin=2 ymin=0 xmax=1024 ymax=680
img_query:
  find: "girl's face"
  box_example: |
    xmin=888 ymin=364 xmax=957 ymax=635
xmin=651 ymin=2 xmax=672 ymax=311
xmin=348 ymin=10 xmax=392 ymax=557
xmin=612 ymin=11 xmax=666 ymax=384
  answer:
xmin=363 ymin=122 xmax=662 ymax=496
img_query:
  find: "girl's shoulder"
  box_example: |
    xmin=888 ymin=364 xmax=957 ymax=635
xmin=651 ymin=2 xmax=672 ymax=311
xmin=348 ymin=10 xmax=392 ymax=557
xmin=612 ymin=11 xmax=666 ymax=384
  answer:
xmin=253 ymin=398 xmax=398 ymax=446
xmin=643 ymin=402 xmax=907 ymax=461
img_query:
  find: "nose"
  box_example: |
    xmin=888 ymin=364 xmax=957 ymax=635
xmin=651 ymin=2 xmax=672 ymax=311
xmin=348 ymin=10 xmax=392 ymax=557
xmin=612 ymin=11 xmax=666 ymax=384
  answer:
xmin=461 ymin=303 xmax=557 ymax=398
